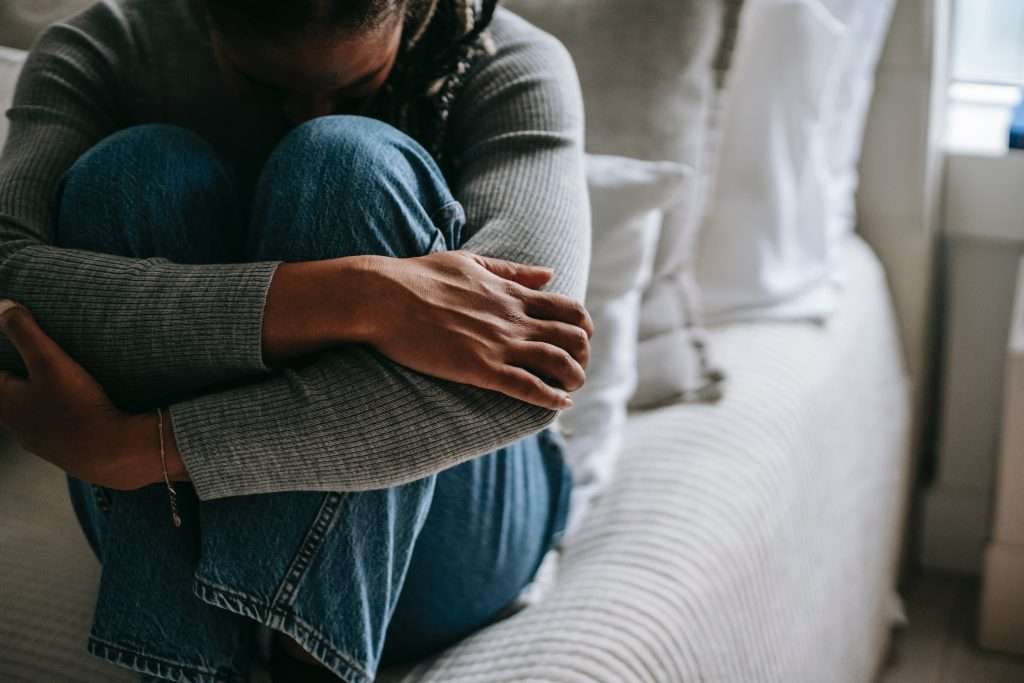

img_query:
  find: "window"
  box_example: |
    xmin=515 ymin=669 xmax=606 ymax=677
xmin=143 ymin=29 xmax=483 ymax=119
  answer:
xmin=946 ymin=0 xmax=1024 ymax=153
xmin=952 ymin=0 xmax=1024 ymax=87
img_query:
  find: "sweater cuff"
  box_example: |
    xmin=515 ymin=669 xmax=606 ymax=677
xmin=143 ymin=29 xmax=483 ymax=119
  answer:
xmin=168 ymin=396 xmax=248 ymax=501
xmin=168 ymin=376 xmax=297 ymax=501
xmin=194 ymin=259 xmax=281 ymax=377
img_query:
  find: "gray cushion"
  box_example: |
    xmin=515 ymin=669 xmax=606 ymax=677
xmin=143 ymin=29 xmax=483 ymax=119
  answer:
xmin=504 ymin=0 xmax=740 ymax=166
xmin=503 ymin=0 xmax=743 ymax=406
xmin=0 ymin=48 xmax=26 ymax=147
xmin=0 ymin=0 xmax=94 ymax=51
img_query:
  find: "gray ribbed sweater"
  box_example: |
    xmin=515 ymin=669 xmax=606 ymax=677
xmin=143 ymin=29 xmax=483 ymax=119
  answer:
xmin=0 ymin=0 xmax=590 ymax=500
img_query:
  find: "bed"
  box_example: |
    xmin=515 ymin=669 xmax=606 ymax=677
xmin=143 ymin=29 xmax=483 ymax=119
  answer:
xmin=0 ymin=0 xmax=946 ymax=678
xmin=0 ymin=235 xmax=909 ymax=682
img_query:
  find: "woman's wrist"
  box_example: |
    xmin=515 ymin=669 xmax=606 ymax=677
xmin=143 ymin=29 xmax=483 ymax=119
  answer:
xmin=112 ymin=410 xmax=189 ymax=490
xmin=261 ymin=257 xmax=379 ymax=366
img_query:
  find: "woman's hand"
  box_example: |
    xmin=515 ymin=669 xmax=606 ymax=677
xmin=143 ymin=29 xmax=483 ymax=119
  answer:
xmin=354 ymin=251 xmax=593 ymax=410
xmin=0 ymin=300 xmax=150 ymax=490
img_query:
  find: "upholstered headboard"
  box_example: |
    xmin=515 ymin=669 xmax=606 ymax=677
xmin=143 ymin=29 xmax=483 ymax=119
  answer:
xmin=857 ymin=0 xmax=948 ymax=455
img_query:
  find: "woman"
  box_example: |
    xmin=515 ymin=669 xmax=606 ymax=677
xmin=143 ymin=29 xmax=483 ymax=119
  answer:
xmin=0 ymin=0 xmax=591 ymax=680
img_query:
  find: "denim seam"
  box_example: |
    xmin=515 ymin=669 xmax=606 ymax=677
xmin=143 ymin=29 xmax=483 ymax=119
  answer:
xmin=88 ymin=635 xmax=244 ymax=683
xmin=192 ymin=577 xmax=371 ymax=683
xmin=540 ymin=429 xmax=573 ymax=551
xmin=271 ymin=492 xmax=346 ymax=609
xmin=190 ymin=492 xmax=371 ymax=682
xmin=428 ymin=198 xmax=464 ymax=226
xmin=428 ymin=199 xmax=465 ymax=249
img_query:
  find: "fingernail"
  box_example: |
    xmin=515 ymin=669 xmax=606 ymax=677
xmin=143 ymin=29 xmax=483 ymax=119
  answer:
xmin=561 ymin=395 xmax=573 ymax=409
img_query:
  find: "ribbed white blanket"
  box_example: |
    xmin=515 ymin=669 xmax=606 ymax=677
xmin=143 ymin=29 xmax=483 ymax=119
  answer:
xmin=392 ymin=234 xmax=911 ymax=682
xmin=0 ymin=236 xmax=909 ymax=682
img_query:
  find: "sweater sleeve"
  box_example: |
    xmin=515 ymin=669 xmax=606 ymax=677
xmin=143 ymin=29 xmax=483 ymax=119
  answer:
xmin=0 ymin=7 xmax=282 ymax=408
xmin=167 ymin=22 xmax=591 ymax=500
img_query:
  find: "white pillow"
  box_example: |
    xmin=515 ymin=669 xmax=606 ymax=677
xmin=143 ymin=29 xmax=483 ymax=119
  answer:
xmin=698 ymin=0 xmax=845 ymax=323
xmin=558 ymin=154 xmax=687 ymax=540
xmin=697 ymin=0 xmax=895 ymax=323
xmin=821 ymin=0 xmax=897 ymax=266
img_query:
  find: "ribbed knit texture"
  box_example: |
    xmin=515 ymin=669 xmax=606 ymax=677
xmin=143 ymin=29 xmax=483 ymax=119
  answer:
xmin=0 ymin=1 xmax=589 ymax=500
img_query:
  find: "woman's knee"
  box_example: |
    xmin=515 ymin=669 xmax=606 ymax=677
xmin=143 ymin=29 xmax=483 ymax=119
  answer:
xmin=246 ymin=115 xmax=464 ymax=262
xmin=55 ymin=124 xmax=242 ymax=262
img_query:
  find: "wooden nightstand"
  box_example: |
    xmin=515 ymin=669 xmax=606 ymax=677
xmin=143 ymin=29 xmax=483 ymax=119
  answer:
xmin=979 ymin=255 xmax=1024 ymax=655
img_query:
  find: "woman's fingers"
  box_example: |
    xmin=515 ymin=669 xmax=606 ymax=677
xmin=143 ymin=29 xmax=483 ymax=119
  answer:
xmin=510 ymin=342 xmax=586 ymax=393
xmin=473 ymin=255 xmax=554 ymax=290
xmin=528 ymin=320 xmax=591 ymax=368
xmin=493 ymin=365 xmax=573 ymax=411
xmin=367 ymin=252 xmax=589 ymax=410
xmin=524 ymin=290 xmax=594 ymax=338
xmin=0 ymin=301 xmax=59 ymax=377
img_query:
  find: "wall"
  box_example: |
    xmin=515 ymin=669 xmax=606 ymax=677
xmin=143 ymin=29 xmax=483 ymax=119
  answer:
xmin=922 ymin=150 xmax=1024 ymax=573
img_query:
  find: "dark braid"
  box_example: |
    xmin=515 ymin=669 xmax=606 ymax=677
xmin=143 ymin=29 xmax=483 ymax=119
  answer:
xmin=456 ymin=0 xmax=497 ymax=51
xmin=378 ymin=0 xmax=500 ymax=172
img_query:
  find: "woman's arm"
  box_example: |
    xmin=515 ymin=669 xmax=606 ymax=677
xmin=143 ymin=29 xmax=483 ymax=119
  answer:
xmin=162 ymin=21 xmax=591 ymax=500
xmin=1 ymin=8 xmax=588 ymax=499
xmin=0 ymin=11 xmax=434 ymax=408
xmin=0 ymin=12 xmax=288 ymax=408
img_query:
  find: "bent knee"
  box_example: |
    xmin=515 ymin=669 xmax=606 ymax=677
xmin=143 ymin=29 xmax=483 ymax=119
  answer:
xmin=68 ymin=124 xmax=224 ymax=180
xmin=273 ymin=115 xmax=420 ymax=162
xmin=56 ymin=125 xmax=240 ymax=258
xmin=247 ymin=116 xmax=464 ymax=261
xmin=61 ymin=125 xmax=235 ymax=205
xmin=263 ymin=115 xmax=448 ymax=195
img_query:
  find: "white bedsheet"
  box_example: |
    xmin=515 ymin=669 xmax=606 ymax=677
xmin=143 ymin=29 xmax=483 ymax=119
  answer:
xmin=396 ymin=233 xmax=911 ymax=682
xmin=0 ymin=235 xmax=910 ymax=682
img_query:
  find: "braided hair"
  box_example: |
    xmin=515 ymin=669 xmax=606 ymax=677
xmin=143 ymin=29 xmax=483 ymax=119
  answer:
xmin=378 ymin=0 xmax=499 ymax=169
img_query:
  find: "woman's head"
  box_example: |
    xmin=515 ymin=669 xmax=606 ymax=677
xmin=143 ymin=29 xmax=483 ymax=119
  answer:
xmin=205 ymin=0 xmax=412 ymax=41
xmin=205 ymin=0 xmax=426 ymax=124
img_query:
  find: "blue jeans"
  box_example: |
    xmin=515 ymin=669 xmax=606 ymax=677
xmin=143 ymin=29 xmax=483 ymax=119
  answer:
xmin=57 ymin=118 xmax=572 ymax=683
